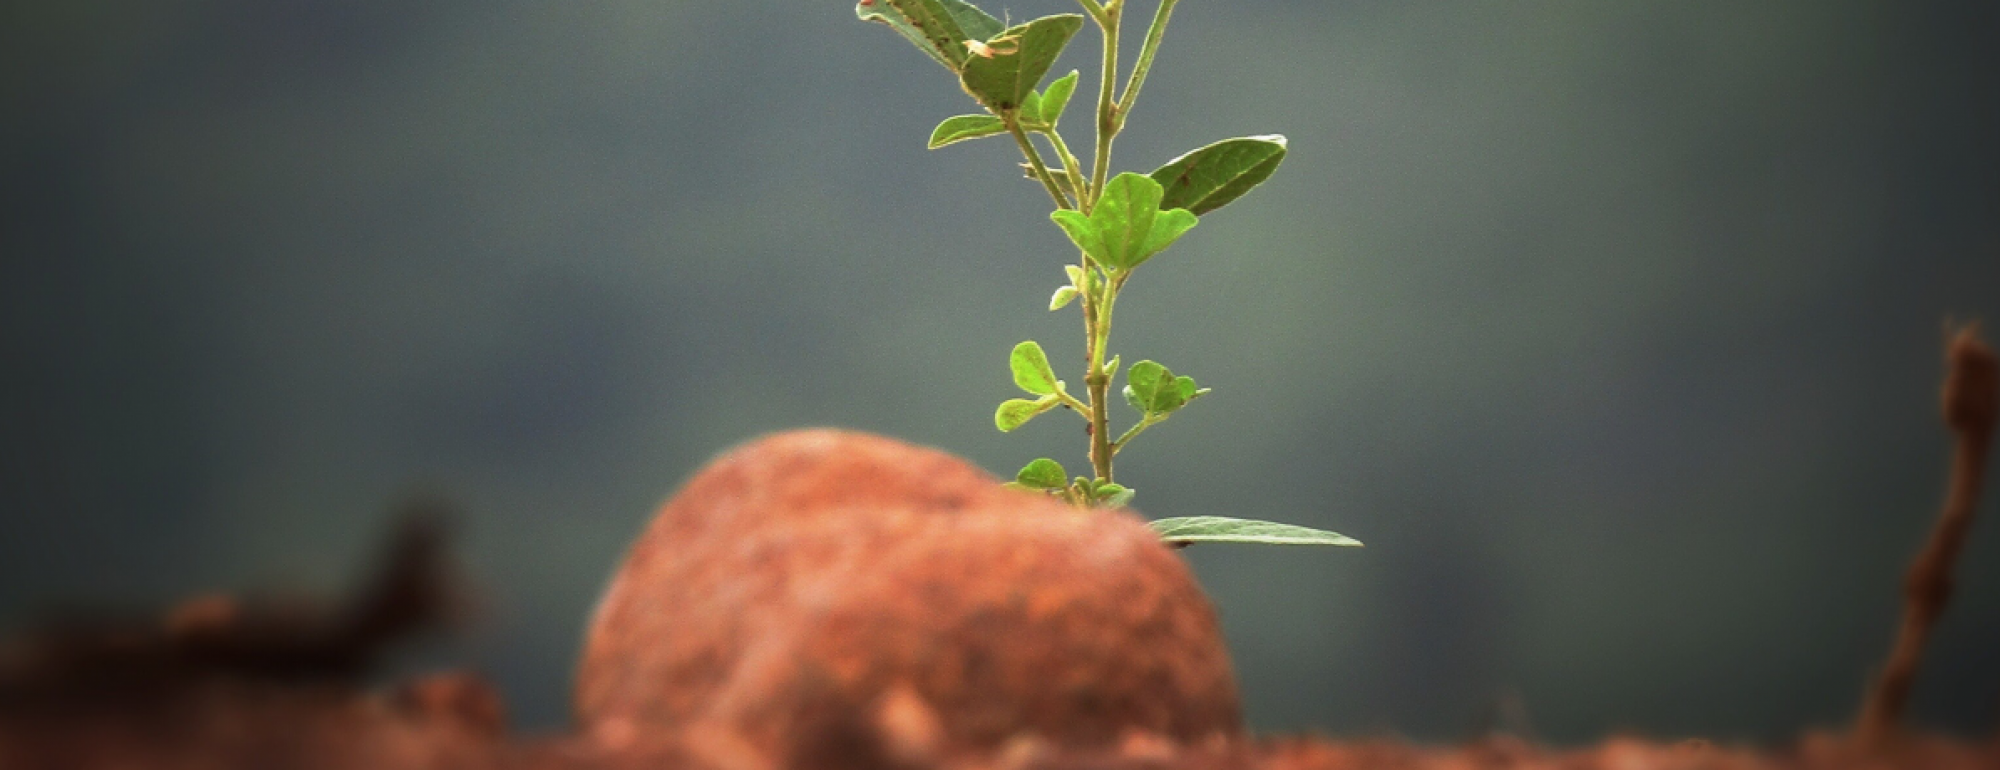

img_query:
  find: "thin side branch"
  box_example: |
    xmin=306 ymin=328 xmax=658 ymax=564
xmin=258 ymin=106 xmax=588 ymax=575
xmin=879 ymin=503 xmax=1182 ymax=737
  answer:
xmin=1857 ymin=323 xmax=1997 ymax=749
xmin=1117 ymin=0 xmax=1179 ymax=123
xmin=1041 ymin=128 xmax=1092 ymax=213
xmin=1006 ymin=118 xmax=1074 ymax=210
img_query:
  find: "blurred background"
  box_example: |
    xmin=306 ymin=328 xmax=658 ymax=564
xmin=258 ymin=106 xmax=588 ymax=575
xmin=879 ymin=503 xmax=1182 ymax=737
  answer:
xmin=4 ymin=0 xmax=1997 ymax=745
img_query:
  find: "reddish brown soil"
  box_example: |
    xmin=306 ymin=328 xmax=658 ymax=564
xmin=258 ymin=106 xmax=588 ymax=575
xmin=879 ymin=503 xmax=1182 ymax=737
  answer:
xmin=577 ymin=430 xmax=1242 ymax=764
xmin=3 ymin=429 xmax=1994 ymax=769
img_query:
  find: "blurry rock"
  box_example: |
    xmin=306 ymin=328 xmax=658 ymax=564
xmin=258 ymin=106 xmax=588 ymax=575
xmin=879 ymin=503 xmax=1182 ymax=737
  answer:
xmin=576 ymin=429 xmax=1244 ymax=763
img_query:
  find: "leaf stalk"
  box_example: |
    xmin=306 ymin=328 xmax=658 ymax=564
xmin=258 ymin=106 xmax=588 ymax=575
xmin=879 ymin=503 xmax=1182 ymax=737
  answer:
xmin=1006 ymin=115 xmax=1074 ymax=210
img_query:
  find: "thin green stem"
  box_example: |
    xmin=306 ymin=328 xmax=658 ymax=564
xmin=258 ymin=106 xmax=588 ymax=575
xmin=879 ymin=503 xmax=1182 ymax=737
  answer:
xmin=1007 ymin=117 xmax=1073 ymax=210
xmin=1117 ymin=0 xmax=1178 ymax=124
xmin=1054 ymin=388 xmax=1091 ymax=416
xmin=1041 ymin=129 xmax=1091 ymax=213
xmin=1112 ymin=414 xmax=1163 ymax=453
xmin=1088 ymin=5 xmax=1121 ymax=205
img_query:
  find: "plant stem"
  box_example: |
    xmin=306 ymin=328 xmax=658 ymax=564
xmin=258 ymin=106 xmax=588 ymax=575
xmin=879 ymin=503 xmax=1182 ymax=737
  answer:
xmin=1085 ymin=272 xmax=1125 ymax=483
xmin=1073 ymin=0 xmax=1110 ymax=26
xmin=1088 ymin=4 xmax=1121 ymax=204
xmin=1118 ymin=0 xmax=1178 ymax=124
xmin=1087 ymin=359 xmax=1114 ymax=482
xmin=1041 ymin=129 xmax=1091 ymax=213
xmin=1007 ymin=117 xmax=1074 ymax=210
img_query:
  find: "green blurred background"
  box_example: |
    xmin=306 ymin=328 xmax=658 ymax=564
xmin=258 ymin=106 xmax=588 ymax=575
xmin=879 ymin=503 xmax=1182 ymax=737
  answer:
xmin=4 ymin=0 xmax=1998 ymax=744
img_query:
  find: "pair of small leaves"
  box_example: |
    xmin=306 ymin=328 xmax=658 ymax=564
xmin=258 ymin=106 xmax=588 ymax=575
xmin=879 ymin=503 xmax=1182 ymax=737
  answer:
xmin=1048 ymin=263 xmax=1097 ymax=311
xmin=1050 ymin=173 xmax=1198 ymax=270
xmin=1122 ymin=360 xmax=1206 ymax=416
xmin=995 ymin=341 xmax=1063 ymax=431
xmin=929 ymin=71 xmax=1080 ymax=149
xmin=1007 ymin=458 xmax=1134 ymax=507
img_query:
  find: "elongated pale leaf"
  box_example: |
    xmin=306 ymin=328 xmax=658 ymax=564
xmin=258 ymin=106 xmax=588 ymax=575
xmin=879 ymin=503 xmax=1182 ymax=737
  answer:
xmin=929 ymin=115 xmax=1006 ymax=148
xmin=1049 ymin=285 xmax=1078 ymax=310
xmin=1150 ymin=135 xmax=1288 ymax=215
xmin=1009 ymin=340 xmax=1060 ymax=395
xmin=1049 ymin=173 xmax=1197 ymax=270
xmin=960 ymin=15 xmax=1084 ymax=112
xmin=857 ymin=0 xmax=995 ymax=72
xmin=1150 ymin=516 xmax=1362 ymax=547
xmin=1015 ymin=458 xmax=1067 ymax=489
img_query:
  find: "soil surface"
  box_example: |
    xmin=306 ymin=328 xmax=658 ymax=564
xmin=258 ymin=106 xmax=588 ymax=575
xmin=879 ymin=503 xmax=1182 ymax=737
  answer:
xmin=5 ymin=667 xmax=1994 ymax=770
xmin=5 ymin=430 xmax=1992 ymax=769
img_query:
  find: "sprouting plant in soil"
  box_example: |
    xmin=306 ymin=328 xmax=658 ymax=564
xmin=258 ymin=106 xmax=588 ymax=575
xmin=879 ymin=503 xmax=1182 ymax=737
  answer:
xmin=857 ymin=0 xmax=1359 ymax=548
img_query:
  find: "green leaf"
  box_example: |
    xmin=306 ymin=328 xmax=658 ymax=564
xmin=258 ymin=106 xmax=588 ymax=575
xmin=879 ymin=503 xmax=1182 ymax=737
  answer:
xmin=1009 ymin=341 xmax=1060 ymax=395
xmin=1014 ymin=458 xmax=1067 ymax=490
xmin=1094 ymin=482 xmax=1135 ymax=507
xmin=929 ymin=115 xmax=1007 ymax=149
xmin=1018 ymin=89 xmax=1044 ymax=124
xmin=1174 ymin=375 xmax=1206 ymax=404
xmin=994 ymin=396 xmax=1055 ymax=431
xmin=1149 ymin=516 xmax=1363 ymax=547
xmin=1049 ymin=209 xmax=1098 ymax=261
xmin=938 ymin=0 xmax=1004 ymax=41
xmin=1149 ymin=135 xmax=1289 ymax=216
xmin=1124 ymin=359 xmax=1187 ymax=414
xmin=1049 ymin=173 xmax=1197 ymax=270
xmin=960 ymin=15 xmax=1084 ymax=113
xmin=857 ymin=0 xmax=996 ymax=72
xmin=1049 ymin=285 xmax=1079 ymax=311
xmin=1035 ymin=70 xmax=1079 ymax=125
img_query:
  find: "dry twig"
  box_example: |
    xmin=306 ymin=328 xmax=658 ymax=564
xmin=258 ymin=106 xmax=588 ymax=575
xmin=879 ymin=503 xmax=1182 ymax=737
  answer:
xmin=1857 ymin=324 xmax=1997 ymax=748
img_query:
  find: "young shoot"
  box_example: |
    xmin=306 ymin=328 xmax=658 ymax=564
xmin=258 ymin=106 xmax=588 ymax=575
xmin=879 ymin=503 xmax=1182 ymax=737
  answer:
xmin=856 ymin=0 xmax=1359 ymax=549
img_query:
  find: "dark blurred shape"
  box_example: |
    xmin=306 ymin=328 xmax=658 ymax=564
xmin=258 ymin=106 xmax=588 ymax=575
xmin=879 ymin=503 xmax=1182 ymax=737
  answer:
xmin=0 ymin=497 xmax=460 ymax=702
xmin=0 ymin=497 xmax=504 ymax=768
xmin=1859 ymin=325 xmax=1997 ymax=748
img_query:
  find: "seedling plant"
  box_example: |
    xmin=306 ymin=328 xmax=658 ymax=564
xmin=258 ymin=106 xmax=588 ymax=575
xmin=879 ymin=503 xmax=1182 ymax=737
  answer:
xmin=857 ymin=0 xmax=1358 ymax=548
